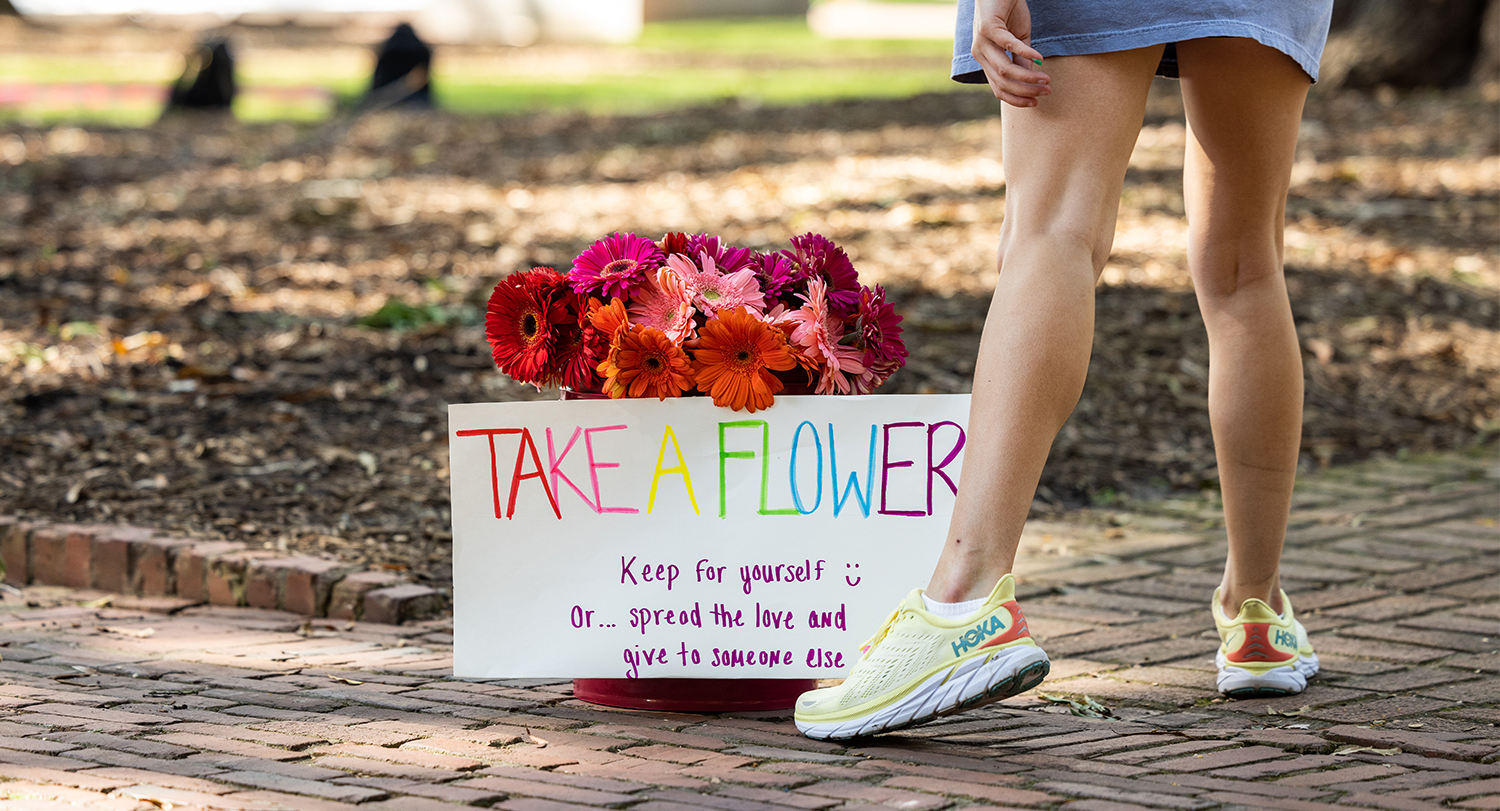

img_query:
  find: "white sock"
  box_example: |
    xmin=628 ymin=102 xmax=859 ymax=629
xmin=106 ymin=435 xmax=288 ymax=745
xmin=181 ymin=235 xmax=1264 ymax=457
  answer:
xmin=921 ymin=593 xmax=986 ymax=619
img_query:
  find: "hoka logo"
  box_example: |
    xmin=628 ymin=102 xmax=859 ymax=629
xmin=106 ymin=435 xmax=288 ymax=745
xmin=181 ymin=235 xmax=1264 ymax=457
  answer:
xmin=951 ymin=614 xmax=1007 ymax=657
xmin=1274 ymin=629 xmax=1297 ymax=648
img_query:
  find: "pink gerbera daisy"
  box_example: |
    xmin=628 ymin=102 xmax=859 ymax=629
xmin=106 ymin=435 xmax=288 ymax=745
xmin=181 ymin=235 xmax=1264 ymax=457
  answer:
xmin=667 ymin=251 xmax=766 ymax=316
xmin=569 ymin=232 xmax=665 ymax=300
xmin=628 ymin=266 xmax=698 ymax=344
xmin=784 ymin=278 xmax=865 ymax=395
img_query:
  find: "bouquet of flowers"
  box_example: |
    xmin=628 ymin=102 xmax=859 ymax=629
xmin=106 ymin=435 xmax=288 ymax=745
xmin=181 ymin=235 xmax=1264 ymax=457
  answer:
xmin=484 ymin=232 xmax=907 ymax=413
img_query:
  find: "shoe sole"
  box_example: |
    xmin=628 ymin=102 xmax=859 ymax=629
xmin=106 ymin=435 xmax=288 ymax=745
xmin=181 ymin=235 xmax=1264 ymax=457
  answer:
xmin=1217 ymin=651 xmax=1319 ymax=698
xmin=795 ymin=644 xmax=1050 ymax=741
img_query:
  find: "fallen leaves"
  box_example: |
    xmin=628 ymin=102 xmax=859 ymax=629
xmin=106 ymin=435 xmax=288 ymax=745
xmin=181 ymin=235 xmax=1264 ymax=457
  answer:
xmin=1037 ymin=692 xmax=1115 ymax=719
xmin=1333 ymin=745 xmax=1402 ymax=756
xmin=0 ymin=81 xmax=1494 ymax=589
xmin=96 ymin=625 xmax=155 ymax=638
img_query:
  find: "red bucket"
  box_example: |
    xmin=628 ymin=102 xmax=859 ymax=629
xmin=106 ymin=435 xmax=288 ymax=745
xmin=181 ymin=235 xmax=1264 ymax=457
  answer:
xmin=560 ymin=388 xmax=816 ymax=712
xmin=572 ymin=677 xmax=816 ymax=712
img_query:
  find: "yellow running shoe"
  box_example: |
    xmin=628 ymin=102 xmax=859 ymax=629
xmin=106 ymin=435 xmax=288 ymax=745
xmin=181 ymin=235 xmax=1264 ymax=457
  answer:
xmin=794 ymin=574 xmax=1049 ymax=741
xmin=1212 ymin=588 xmax=1318 ymax=698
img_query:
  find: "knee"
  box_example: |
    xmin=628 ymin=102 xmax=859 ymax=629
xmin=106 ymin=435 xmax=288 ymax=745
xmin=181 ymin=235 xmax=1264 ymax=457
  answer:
xmin=1189 ymin=233 xmax=1285 ymax=302
xmin=1000 ymin=217 xmax=1113 ymax=279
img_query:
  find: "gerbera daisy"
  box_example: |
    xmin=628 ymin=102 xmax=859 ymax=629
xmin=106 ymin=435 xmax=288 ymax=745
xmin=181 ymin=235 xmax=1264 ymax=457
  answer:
xmin=782 ymin=233 xmax=860 ymax=316
xmin=752 ymin=251 xmax=799 ymax=300
xmin=855 ymin=284 xmax=907 ymax=369
xmin=667 ymin=251 xmax=766 ymax=316
xmin=756 ymin=303 xmax=820 ymax=392
xmin=603 ymin=325 xmax=695 ymax=401
xmin=569 ymin=233 xmax=664 ymax=300
xmin=658 ymin=232 xmax=691 ymax=257
xmin=627 ymin=266 xmax=698 ymax=344
xmin=692 ymin=306 xmax=796 ymax=413
xmin=684 ymin=233 xmax=756 ymax=274
xmin=485 ymin=268 xmax=566 ymax=386
xmin=588 ymin=296 xmax=630 ymax=341
xmin=548 ymin=292 xmax=606 ymax=392
xmin=784 ymin=278 xmax=865 ymax=395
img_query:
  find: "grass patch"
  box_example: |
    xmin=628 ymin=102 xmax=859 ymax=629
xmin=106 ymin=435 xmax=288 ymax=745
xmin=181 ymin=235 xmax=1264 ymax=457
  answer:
xmin=635 ymin=16 xmax=949 ymax=59
xmin=0 ymin=15 xmax=956 ymax=125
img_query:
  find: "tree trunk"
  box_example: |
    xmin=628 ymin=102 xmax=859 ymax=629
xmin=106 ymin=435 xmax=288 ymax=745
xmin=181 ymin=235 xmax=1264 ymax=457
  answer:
xmin=1322 ymin=0 xmax=1492 ymax=88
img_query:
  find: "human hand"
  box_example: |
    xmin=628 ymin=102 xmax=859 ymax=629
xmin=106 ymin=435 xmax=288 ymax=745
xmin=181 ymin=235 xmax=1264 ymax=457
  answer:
xmin=970 ymin=0 xmax=1049 ymax=107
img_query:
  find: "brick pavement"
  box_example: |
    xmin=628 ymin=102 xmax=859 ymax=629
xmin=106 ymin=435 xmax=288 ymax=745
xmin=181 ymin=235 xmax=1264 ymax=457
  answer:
xmin=0 ymin=451 xmax=1494 ymax=810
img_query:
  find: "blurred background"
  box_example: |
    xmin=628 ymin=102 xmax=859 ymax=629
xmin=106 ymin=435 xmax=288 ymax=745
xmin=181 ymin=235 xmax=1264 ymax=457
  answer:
xmin=0 ymin=0 xmax=1495 ymax=586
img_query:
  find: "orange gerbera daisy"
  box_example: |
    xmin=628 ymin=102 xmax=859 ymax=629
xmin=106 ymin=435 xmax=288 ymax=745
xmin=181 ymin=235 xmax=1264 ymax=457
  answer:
xmin=602 ymin=325 xmax=694 ymax=401
xmin=589 ymin=296 xmax=630 ymax=340
xmin=691 ymin=306 xmax=796 ymax=413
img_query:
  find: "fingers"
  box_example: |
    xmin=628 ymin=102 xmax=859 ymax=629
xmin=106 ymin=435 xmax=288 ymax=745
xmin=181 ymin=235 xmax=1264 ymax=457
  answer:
xmin=972 ymin=33 xmax=1050 ymax=107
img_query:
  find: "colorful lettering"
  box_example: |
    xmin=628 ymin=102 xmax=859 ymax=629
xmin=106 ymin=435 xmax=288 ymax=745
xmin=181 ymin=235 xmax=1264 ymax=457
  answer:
xmin=927 ymin=420 xmax=965 ymax=515
xmin=546 ymin=426 xmax=599 ymax=513
xmin=454 ymin=427 xmax=520 ymax=520
xmin=507 ymin=427 xmax=560 ymax=519
xmin=789 ymin=420 xmax=823 ymax=514
xmin=717 ymin=420 xmax=797 ymax=518
xmin=879 ymin=421 xmax=925 ymax=516
xmin=585 ymin=424 xmax=638 ymax=515
xmin=830 ymin=423 xmax=877 ymax=518
xmin=648 ymin=424 xmax=699 ymax=515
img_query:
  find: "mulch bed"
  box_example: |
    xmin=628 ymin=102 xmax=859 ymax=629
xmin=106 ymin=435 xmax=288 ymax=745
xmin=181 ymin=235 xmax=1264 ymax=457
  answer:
xmin=2 ymin=78 xmax=1495 ymax=588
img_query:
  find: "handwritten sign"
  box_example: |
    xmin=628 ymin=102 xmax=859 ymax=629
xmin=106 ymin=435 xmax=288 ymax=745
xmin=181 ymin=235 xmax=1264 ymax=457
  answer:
xmin=449 ymin=394 xmax=969 ymax=679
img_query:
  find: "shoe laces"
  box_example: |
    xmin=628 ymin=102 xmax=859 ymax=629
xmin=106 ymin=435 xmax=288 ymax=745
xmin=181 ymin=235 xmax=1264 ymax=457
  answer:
xmin=858 ymin=607 xmax=902 ymax=658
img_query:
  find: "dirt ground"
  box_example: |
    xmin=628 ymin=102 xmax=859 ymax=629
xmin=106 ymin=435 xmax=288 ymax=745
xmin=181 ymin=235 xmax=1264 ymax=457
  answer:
xmin=1 ymin=64 xmax=1496 ymax=589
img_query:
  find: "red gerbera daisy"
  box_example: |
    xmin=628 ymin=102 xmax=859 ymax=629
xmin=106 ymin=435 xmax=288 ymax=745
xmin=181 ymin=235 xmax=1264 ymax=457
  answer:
xmin=547 ymin=291 xmax=605 ymax=392
xmin=485 ymin=268 xmax=568 ymax=386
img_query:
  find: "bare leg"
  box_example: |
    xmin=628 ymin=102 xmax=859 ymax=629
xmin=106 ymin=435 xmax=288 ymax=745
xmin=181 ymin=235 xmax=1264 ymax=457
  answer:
xmin=926 ymin=47 xmax=1162 ymax=602
xmin=1175 ymin=38 xmax=1312 ymax=615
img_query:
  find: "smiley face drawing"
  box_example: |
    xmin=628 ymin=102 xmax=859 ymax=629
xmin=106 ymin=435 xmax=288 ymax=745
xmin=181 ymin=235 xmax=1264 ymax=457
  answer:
xmin=844 ymin=563 xmax=861 ymax=587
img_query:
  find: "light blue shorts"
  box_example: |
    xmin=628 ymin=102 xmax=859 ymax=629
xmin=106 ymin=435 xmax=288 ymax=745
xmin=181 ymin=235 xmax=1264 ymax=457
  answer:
xmin=952 ymin=0 xmax=1333 ymax=83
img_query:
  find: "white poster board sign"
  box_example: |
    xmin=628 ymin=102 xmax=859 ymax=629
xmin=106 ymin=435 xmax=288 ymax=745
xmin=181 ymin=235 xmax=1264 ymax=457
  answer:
xmin=449 ymin=394 xmax=970 ymax=679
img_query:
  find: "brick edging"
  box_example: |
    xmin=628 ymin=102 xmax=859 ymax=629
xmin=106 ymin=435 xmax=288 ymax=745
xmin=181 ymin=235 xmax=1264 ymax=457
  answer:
xmin=0 ymin=516 xmax=448 ymax=624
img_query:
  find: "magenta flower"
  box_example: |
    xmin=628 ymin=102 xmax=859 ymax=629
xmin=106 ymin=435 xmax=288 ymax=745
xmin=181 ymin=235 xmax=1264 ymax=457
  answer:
xmin=849 ymin=284 xmax=906 ymax=394
xmin=782 ymin=233 xmax=860 ymax=316
xmin=753 ymin=251 xmax=799 ymax=300
xmin=856 ymin=284 xmax=907 ymax=368
xmin=569 ymin=233 xmax=665 ymax=300
xmin=684 ymin=234 xmax=756 ymax=274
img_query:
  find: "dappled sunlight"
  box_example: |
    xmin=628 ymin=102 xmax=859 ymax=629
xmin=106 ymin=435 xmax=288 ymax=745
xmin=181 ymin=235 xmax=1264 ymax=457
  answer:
xmin=0 ymin=76 xmax=1495 ymax=571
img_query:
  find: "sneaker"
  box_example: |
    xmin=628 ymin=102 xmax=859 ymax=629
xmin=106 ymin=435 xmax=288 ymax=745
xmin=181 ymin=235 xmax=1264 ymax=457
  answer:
xmin=1212 ymin=588 xmax=1319 ymax=698
xmin=794 ymin=574 xmax=1050 ymax=741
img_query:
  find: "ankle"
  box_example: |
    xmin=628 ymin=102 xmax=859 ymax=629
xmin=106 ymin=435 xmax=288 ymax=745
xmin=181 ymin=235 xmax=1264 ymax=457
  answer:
xmin=1219 ymin=581 xmax=1283 ymax=615
xmin=926 ymin=569 xmax=1011 ymax=604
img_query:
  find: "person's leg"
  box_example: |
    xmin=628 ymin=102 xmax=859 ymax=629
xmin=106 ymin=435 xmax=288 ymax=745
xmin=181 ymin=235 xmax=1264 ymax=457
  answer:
xmin=795 ymin=47 xmax=1164 ymax=740
xmin=1174 ymin=38 xmax=1311 ymax=616
xmin=925 ymin=45 xmax=1163 ymax=603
